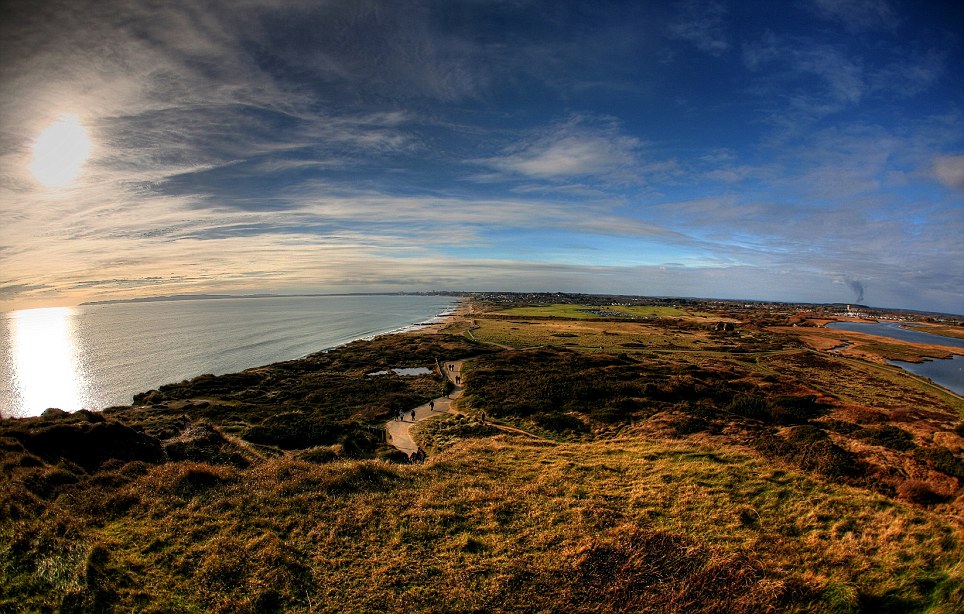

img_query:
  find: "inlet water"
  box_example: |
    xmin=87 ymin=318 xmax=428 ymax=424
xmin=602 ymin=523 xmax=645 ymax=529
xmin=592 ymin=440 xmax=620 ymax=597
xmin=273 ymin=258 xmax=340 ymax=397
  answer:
xmin=826 ymin=321 xmax=964 ymax=394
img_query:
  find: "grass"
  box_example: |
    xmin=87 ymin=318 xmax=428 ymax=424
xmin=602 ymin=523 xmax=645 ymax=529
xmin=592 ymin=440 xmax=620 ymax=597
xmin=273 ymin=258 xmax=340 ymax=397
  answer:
xmin=489 ymin=303 xmax=717 ymax=320
xmin=469 ymin=314 xmax=779 ymax=355
xmin=2 ymin=300 xmax=963 ymax=612
xmin=3 ymin=435 xmax=961 ymax=612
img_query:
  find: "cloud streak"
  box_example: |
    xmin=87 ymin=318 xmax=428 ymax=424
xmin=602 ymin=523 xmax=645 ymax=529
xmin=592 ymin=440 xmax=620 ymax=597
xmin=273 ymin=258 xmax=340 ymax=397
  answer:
xmin=0 ymin=0 xmax=962 ymax=314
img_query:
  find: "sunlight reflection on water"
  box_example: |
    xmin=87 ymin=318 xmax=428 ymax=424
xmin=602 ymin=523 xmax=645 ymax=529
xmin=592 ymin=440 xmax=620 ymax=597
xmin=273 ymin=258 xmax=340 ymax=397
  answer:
xmin=3 ymin=307 xmax=93 ymax=416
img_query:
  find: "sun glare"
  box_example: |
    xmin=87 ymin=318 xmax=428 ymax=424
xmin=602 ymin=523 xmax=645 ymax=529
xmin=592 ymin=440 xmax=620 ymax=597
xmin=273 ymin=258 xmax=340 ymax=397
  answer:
xmin=6 ymin=307 xmax=91 ymax=416
xmin=30 ymin=114 xmax=92 ymax=188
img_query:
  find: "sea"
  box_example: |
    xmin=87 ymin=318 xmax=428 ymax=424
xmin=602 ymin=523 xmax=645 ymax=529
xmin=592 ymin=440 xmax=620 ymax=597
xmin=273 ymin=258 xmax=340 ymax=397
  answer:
xmin=826 ymin=321 xmax=964 ymax=395
xmin=0 ymin=294 xmax=458 ymax=418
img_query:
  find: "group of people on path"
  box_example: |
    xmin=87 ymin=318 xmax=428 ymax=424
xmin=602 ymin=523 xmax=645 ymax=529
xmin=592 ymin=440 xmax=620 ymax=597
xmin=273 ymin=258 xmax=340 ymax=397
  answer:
xmin=394 ymin=408 xmax=417 ymax=422
xmin=408 ymin=447 xmax=427 ymax=464
xmin=390 ymin=360 xmax=469 ymax=463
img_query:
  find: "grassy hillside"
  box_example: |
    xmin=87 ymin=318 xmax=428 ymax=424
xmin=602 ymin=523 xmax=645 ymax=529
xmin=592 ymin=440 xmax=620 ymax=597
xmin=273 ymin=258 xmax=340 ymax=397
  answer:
xmin=2 ymin=301 xmax=963 ymax=612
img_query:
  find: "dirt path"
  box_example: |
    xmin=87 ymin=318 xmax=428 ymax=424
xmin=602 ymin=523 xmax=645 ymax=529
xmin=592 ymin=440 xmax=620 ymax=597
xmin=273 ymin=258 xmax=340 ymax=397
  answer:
xmin=385 ymin=359 xmax=466 ymax=455
xmin=385 ymin=358 xmax=555 ymax=455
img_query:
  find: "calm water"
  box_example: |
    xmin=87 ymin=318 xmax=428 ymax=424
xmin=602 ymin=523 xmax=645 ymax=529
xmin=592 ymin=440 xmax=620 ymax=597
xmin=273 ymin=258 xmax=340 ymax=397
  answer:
xmin=0 ymin=295 xmax=456 ymax=418
xmin=826 ymin=321 xmax=964 ymax=394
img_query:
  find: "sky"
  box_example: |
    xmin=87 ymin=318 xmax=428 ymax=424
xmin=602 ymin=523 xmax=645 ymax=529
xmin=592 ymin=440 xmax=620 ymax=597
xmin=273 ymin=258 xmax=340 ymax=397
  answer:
xmin=1 ymin=0 xmax=962 ymax=314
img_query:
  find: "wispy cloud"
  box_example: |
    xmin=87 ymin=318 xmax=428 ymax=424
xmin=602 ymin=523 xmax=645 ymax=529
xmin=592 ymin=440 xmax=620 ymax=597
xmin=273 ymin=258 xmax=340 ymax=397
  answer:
xmin=808 ymin=0 xmax=899 ymax=33
xmin=0 ymin=0 xmax=961 ymax=313
xmin=476 ymin=116 xmax=644 ymax=182
xmin=668 ymin=0 xmax=731 ymax=56
xmin=933 ymin=155 xmax=964 ymax=191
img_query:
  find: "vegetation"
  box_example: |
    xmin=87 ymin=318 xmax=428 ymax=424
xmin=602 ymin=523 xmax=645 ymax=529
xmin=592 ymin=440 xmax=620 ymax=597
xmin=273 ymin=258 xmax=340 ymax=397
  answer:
xmin=2 ymin=297 xmax=963 ymax=612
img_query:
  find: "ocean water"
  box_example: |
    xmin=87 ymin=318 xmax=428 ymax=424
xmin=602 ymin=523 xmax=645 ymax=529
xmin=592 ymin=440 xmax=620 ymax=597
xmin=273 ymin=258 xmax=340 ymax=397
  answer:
xmin=826 ymin=321 xmax=964 ymax=395
xmin=0 ymin=295 xmax=457 ymax=418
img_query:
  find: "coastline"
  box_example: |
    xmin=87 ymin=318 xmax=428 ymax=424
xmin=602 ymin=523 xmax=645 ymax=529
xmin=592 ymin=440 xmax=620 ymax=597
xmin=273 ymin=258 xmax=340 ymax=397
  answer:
xmin=2 ymin=294 xmax=461 ymax=418
xmin=402 ymin=296 xmax=474 ymax=335
xmin=123 ymin=296 xmax=468 ymax=410
xmin=4 ymin=296 xmax=964 ymax=611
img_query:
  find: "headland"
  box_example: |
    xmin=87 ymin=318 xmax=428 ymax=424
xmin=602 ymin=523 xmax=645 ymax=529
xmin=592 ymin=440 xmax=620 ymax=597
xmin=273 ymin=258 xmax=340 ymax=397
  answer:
xmin=2 ymin=293 xmax=963 ymax=612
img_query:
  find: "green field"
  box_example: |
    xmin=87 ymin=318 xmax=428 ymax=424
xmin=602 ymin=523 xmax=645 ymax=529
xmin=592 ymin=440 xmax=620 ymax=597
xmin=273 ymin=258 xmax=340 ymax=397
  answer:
xmin=490 ymin=303 xmax=716 ymax=319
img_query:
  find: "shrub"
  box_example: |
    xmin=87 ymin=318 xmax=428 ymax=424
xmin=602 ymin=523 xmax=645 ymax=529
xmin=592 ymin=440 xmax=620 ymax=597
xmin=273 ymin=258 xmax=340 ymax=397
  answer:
xmin=822 ymin=420 xmax=860 ymax=435
xmin=534 ymin=412 xmax=587 ymax=433
xmin=754 ymin=429 xmax=857 ymax=479
xmin=726 ymin=395 xmax=771 ymax=421
xmin=786 ymin=425 xmax=828 ymax=445
xmin=896 ymin=480 xmax=946 ymax=505
xmin=592 ymin=406 xmax=629 ymax=424
xmin=769 ymin=395 xmax=823 ymax=424
xmin=243 ymin=412 xmax=339 ymax=449
xmin=856 ymin=425 xmax=916 ymax=451
xmin=7 ymin=418 xmax=164 ymax=472
xmin=21 ymin=465 xmax=80 ymax=498
xmin=669 ymin=415 xmax=709 ymax=436
xmin=163 ymin=423 xmax=250 ymax=467
xmin=295 ymin=446 xmax=340 ymax=463
xmin=913 ymin=446 xmax=964 ymax=479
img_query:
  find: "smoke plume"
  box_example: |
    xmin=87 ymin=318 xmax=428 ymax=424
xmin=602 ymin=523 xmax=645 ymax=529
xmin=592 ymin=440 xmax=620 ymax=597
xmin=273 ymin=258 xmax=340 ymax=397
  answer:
xmin=847 ymin=279 xmax=864 ymax=304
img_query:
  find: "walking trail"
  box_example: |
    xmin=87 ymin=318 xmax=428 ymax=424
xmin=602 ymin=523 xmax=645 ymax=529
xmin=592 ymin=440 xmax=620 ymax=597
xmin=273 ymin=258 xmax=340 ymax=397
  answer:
xmin=385 ymin=360 xmax=465 ymax=455
xmin=385 ymin=357 xmax=552 ymax=457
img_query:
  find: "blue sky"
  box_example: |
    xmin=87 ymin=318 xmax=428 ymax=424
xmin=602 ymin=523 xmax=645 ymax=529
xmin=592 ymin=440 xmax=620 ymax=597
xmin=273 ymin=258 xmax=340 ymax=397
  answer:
xmin=1 ymin=0 xmax=962 ymax=313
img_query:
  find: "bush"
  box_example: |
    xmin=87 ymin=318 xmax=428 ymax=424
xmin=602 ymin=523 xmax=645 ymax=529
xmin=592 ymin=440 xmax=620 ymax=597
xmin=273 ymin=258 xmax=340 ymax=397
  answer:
xmin=822 ymin=420 xmax=860 ymax=435
xmin=856 ymin=425 xmax=916 ymax=451
xmin=534 ymin=412 xmax=587 ymax=433
xmin=754 ymin=429 xmax=857 ymax=479
xmin=669 ymin=415 xmax=709 ymax=436
xmin=726 ymin=395 xmax=771 ymax=421
xmin=244 ymin=412 xmax=339 ymax=449
xmin=896 ymin=480 xmax=946 ymax=505
xmin=295 ymin=446 xmax=340 ymax=463
xmin=769 ymin=395 xmax=823 ymax=424
xmin=913 ymin=446 xmax=964 ymax=479
xmin=7 ymin=419 xmax=164 ymax=472
xmin=592 ymin=406 xmax=629 ymax=424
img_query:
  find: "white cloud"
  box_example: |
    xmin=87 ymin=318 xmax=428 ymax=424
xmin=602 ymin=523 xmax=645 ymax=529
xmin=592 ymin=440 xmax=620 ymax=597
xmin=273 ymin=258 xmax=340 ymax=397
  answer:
xmin=478 ymin=117 xmax=642 ymax=181
xmin=795 ymin=45 xmax=865 ymax=105
xmin=933 ymin=155 xmax=964 ymax=191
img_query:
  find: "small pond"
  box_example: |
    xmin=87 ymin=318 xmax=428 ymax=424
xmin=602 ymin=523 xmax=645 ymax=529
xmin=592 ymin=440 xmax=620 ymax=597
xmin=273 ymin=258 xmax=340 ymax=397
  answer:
xmin=367 ymin=367 xmax=433 ymax=377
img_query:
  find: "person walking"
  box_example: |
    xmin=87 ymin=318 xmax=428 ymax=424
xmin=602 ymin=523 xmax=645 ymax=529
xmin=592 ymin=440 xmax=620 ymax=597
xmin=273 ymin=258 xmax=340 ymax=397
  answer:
xmin=430 ymin=400 xmax=435 ymax=411
xmin=410 ymin=409 xmax=416 ymax=421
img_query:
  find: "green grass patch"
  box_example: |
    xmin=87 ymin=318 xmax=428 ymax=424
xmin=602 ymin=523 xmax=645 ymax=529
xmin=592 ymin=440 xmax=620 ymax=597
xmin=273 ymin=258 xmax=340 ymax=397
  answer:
xmin=490 ymin=303 xmax=705 ymax=320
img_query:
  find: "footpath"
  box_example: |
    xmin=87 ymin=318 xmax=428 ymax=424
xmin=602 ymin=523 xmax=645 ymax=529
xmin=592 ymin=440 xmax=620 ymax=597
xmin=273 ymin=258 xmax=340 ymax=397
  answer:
xmin=385 ymin=360 xmax=465 ymax=456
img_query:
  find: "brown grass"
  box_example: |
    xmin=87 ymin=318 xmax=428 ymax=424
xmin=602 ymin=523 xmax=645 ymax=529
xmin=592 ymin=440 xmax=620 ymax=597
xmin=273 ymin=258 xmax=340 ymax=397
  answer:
xmin=3 ymin=302 xmax=963 ymax=612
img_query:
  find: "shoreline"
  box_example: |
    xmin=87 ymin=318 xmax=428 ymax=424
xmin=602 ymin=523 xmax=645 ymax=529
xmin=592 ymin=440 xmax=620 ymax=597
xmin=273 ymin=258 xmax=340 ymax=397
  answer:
xmin=0 ymin=294 xmax=467 ymax=420
xmin=125 ymin=296 xmax=469 ymax=410
xmin=402 ymin=296 xmax=474 ymax=335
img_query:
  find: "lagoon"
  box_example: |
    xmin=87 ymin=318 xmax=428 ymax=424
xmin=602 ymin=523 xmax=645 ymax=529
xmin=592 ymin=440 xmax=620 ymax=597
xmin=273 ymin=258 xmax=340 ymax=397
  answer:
xmin=826 ymin=321 xmax=964 ymax=395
